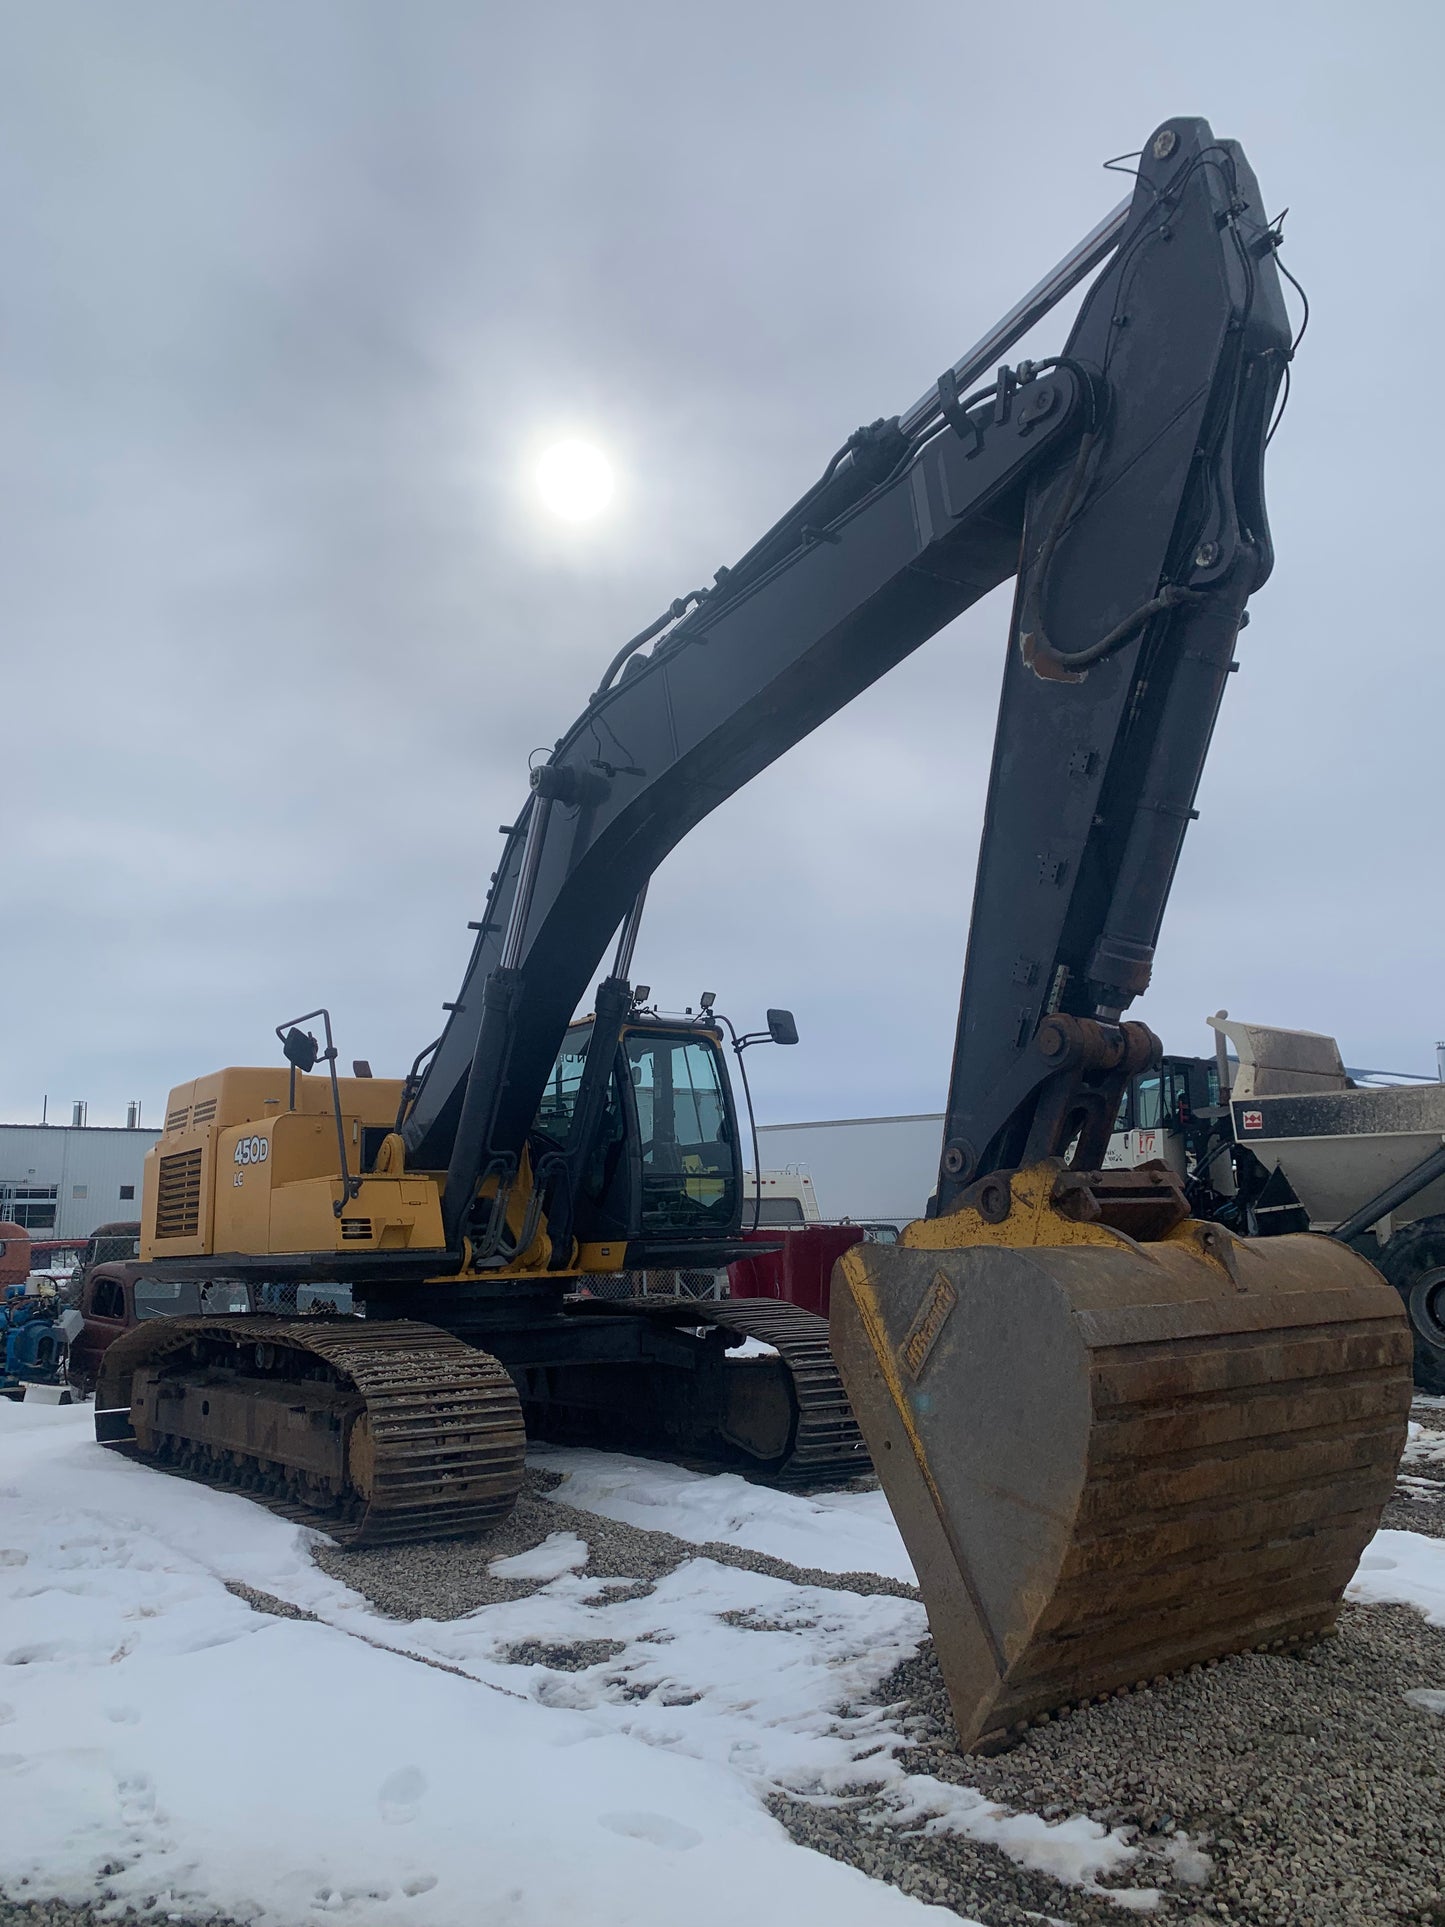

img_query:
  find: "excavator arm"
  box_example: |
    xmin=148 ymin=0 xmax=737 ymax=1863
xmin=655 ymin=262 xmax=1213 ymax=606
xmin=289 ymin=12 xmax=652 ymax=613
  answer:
xmin=405 ymin=117 xmax=1291 ymax=1277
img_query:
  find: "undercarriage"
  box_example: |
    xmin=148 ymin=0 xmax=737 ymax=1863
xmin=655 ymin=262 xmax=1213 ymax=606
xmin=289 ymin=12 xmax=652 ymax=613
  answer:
xmin=96 ymin=1293 xmax=867 ymax=1545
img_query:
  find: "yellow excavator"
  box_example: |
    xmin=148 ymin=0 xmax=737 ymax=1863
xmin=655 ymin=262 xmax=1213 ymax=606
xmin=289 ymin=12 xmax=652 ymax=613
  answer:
xmin=98 ymin=118 xmax=1410 ymax=1753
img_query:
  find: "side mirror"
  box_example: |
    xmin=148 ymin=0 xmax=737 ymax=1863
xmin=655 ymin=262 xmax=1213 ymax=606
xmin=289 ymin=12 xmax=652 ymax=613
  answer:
xmin=282 ymin=1026 xmax=320 ymax=1073
xmin=766 ymin=1008 xmax=799 ymax=1047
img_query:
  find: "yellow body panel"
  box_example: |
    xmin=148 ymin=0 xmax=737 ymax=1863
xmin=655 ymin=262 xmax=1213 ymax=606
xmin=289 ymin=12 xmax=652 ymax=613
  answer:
xmin=265 ymin=1174 xmax=445 ymax=1254
xmin=141 ymin=1067 xmax=426 ymax=1262
xmin=141 ymin=1065 xmax=562 ymax=1273
xmin=576 ymin=1240 xmax=626 ymax=1272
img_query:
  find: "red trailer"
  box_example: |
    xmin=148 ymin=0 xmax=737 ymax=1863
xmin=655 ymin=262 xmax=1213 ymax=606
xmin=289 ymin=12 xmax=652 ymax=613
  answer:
xmin=726 ymin=1222 xmax=899 ymax=1317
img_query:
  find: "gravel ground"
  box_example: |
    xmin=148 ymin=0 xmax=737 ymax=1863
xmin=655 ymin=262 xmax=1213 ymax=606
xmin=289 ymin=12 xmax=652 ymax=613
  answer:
xmin=0 ymin=1903 xmax=247 ymax=1927
xmin=1387 ymin=1397 xmax=1445 ymax=1541
xmin=312 ymin=1465 xmax=920 ymax=1617
xmin=315 ymin=1402 xmax=1445 ymax=1927
xmin=780 ymin=1397 xmax=1445 ymax=1927
xmin=786 ymin=1601 xmax=1445 ymax=1926
xmin=6 ymin=1401 xmax=1442 ymax=1927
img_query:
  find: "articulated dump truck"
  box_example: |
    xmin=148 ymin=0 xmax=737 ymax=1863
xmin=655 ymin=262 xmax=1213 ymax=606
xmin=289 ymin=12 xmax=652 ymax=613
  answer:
xmin=98 ymin=117 xmax=1410 ymax=1753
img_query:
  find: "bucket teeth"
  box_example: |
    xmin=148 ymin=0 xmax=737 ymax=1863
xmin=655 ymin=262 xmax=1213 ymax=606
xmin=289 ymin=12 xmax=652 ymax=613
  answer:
xmin=830 ymin=1209 xmax=1412 ymax=1752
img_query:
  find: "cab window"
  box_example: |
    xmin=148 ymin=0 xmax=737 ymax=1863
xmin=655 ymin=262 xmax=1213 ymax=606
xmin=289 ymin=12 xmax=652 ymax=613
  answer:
xmin=535 ymin=1025 xmax=591 ymax=1144
xmin=201 ymin=1281 xmax=252 ymax=1314
xmin=1133 ymin=1074 xmax=1163 ymax=1130
xmin=745 ymin=1195 xmax=807 ymax=1227
xmin=627 ymin=1034 xmax=736 ymax=1232
xmin=90 ymin=1278 xmax=127 ymax=1321
xmin=134 ymin=1278 xmax=203 ymax=1320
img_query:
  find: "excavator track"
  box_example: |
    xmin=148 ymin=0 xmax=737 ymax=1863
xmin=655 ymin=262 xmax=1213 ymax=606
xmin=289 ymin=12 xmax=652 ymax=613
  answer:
xmin=687 ymin=1296 xmax=871 ymax=1483
xmin=557 ymin=1294 xmax=870 ymax=1484
xmin=96 ymin=1317 xmax=525 ymax=1547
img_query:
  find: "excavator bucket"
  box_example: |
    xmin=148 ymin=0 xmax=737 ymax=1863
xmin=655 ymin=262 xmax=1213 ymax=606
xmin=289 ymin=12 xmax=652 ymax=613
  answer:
xmin=829 ymin=1164 xmax=1412 ymax=1752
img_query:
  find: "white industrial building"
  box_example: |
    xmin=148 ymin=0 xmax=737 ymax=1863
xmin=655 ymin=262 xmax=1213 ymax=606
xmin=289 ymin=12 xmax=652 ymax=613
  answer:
xmin=0 ymin=1122 xmax=160 ymax=1236
xmin=756 ymin=1112 xmax=944 ymax=1225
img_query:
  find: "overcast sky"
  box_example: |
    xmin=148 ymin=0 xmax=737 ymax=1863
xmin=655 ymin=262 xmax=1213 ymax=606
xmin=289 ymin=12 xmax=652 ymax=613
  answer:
xmin=3 ymin=0 xmax=1441 ymax=1135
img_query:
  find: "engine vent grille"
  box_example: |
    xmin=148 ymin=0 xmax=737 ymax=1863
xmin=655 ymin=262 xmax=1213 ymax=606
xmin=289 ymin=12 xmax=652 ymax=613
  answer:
xmin=340 ymin=1218 xmax=373 ymax=1242
xmin=165 ymin=1106 xmax=191 ymax=1132
xmin=154 ymin=1150 xmax=203 ymax=1240
xmin=190 ymin=1099 xmax=218 ymax=1125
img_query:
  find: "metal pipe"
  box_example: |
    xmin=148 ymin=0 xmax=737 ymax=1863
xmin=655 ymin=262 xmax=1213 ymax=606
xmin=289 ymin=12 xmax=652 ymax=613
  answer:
xmin=611 ymin=884 xmax=649 ymax=982
xmin=898 ymin=195 xmax=1132 ymax=438
xmin=499 ymin=795 xmax=554 ymax=972
xmin=1329 ymin=1140 xmax=1445 ymax=1246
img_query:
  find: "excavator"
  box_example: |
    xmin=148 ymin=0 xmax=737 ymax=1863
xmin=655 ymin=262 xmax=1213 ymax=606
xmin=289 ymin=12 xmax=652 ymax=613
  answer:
xmin=98 ymin=118 xmax=1412 ymax=1753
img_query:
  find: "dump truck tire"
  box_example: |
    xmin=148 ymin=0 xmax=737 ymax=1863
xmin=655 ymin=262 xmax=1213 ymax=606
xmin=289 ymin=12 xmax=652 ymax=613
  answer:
xmin=831 ymin=1212 xmax=1411 ymax=1752
xmin=1376 ymin=1219 xmax=1445 ymax=1393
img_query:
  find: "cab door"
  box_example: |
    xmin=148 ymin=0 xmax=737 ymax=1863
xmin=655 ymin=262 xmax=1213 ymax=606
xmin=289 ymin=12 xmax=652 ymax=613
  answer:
xmin=623 ymin=1031 xmax=741 ymax=1242
xmin=533 ymin=1024 xmax=743 ymax=1249
xmin=72 ymin=1271 xmax=131 ymax=1388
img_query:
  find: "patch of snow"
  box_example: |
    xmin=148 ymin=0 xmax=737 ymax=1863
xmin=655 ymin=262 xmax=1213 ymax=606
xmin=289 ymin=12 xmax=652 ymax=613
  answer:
xmin=0 ymin=1404 xmax=952 ymax=1927
xmin=879 ymin=1774 xmax=1175 ymax=1910
xmin=488 ymin=1531 xmax=589 ymax=1581
xmin=1164 ymin=1834 xmax=1213 ymax=1885
xmin=1346 ymin=1528 xmax=1445 ymax=1626
xmin=1402 ymin=1423 xmax=1445 ymax=1468
xmin=727 ymin=1336 xmax=780 ymax=1359
xmin=535 ymin=1444 xmax=915 ymax=1582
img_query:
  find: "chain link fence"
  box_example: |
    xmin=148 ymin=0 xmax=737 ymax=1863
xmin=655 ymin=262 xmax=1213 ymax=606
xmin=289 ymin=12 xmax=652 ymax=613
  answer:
xmin=577 ymin=1267 xmax=727 ymax=1302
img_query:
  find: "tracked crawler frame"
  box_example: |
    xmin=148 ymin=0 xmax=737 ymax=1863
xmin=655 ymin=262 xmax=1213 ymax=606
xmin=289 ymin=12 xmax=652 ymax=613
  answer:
xmin=98 ymin=1318 xmax=527 ymax=1545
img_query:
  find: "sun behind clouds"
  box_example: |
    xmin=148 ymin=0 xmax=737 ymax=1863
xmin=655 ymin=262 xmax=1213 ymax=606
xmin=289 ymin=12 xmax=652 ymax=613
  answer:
xmin=534 ymin=438 xmax=615 ymax=522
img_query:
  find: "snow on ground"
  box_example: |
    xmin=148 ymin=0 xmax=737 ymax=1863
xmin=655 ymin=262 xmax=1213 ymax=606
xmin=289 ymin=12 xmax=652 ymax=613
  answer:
xmin=533 ymin=1442 xmax=918 ymax=1582
xmin=725 ymin=1336 xmax=779 ymax=1360
xmin=1346 ymin=1527 xmax=1445 ymax=1625
xmin=1403 ymin=1418 xmax=1445 ymax=1468
xmin=488 ymin=1530 xmax=589 ymax=1582
xmin=0 ymin=1403 xmax=944 ymax=1927
xmin=5 ymin=1403 xmax=1445 ymax=1925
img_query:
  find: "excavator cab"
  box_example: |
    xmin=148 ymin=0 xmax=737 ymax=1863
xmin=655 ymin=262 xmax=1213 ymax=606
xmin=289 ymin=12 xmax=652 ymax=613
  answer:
xmin=533 ymin=1016 xmax=743 ymax=1248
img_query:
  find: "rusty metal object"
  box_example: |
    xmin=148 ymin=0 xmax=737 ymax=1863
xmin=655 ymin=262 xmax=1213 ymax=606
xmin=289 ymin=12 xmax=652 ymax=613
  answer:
xmin=97 ymin=1316 xmax=524 ymax=1545
xmin=830 ymin=1162 xmax=1412 ymax=1752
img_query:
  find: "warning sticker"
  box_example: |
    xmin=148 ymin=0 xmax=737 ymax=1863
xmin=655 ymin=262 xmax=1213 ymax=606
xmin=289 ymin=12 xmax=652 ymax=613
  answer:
xmin=1241 ymin=1109 xmax=1264 ymax=1132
